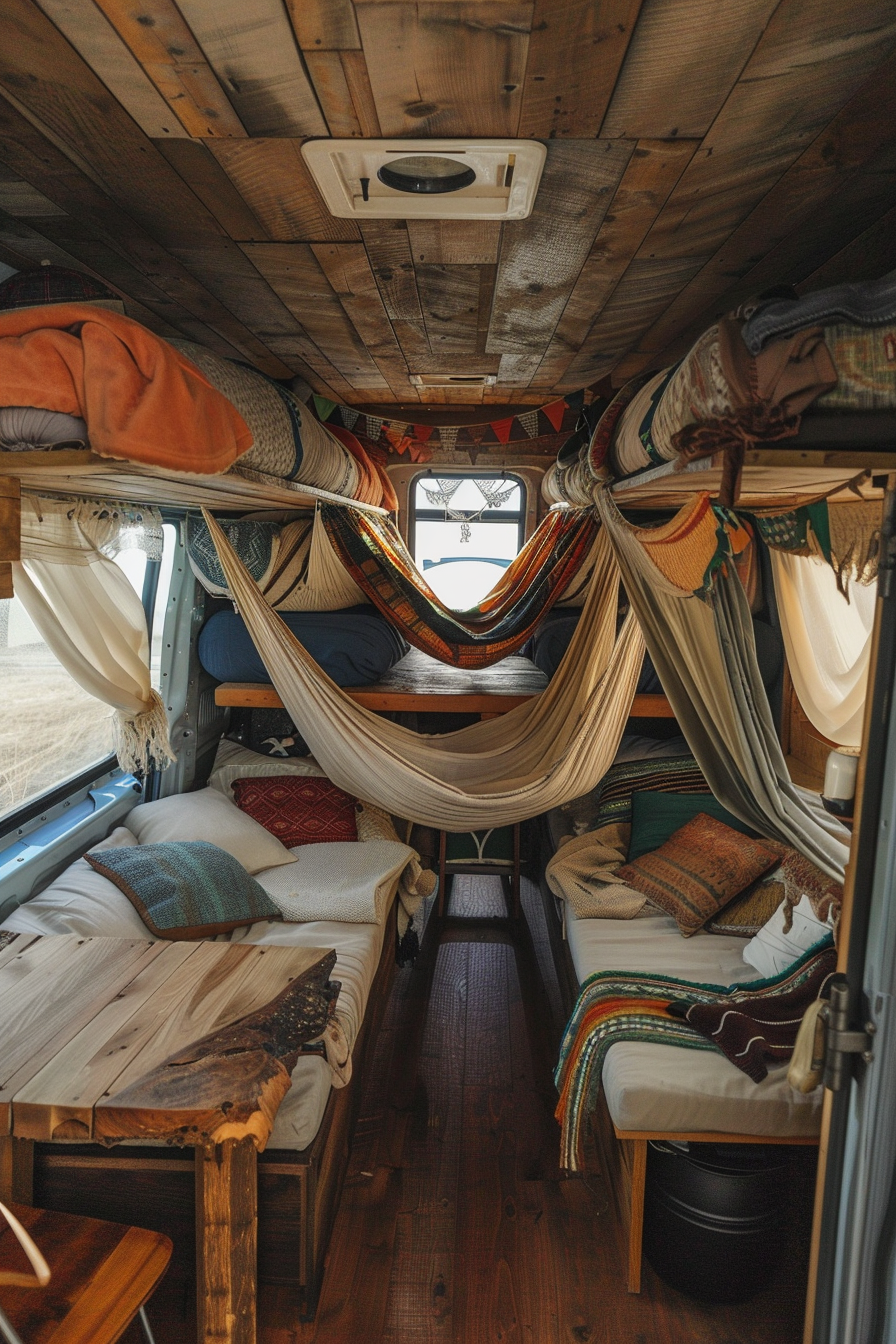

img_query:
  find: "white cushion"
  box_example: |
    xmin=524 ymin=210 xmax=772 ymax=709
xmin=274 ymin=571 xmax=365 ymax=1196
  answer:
xmin=565 ymin=909 xmax=823 ymax=1137
xmin=125 ymin=787 xmax=294 ymax=874
xmin=207 ymin=740 xmax=325 ymax=800
xmin=1 ymin=827 xmax=148 ymax=939
xmin=255 ymin=840 xmax=412 ymax=924
xmin=742 ymin=894 xmax=833 ymax=979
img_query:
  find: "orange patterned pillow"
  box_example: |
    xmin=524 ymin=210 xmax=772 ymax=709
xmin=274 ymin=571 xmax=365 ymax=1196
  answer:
xmin=615 ymin=813 xmax=781 ymax=936
xmin=232 ymin=776 xmax=358 ymax=848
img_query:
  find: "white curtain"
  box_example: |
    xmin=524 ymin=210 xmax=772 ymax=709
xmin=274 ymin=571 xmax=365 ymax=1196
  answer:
xmin=596 ymin=487 xmax=851 ymax=880
xmin=204 ymin=508 xmax=645 ymax=829
xmin=770 ymin=548 xmax=875 ymax=748
xmin=12 ymin=496 xmax=175 ymax=775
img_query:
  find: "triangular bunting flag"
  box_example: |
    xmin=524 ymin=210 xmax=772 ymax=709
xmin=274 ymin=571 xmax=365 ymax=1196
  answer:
xmin=491 ymin=416 xmax=514 ymax=444
xmin=439 ymin=426 xmax=459 ymax=451
xmin=565 ymin=389 xmax=585 ymax=410
xmin=365 ymin=415 xmax=384 ymax=441
xmin=543 ymin=399 xmax=566 ymax=432
xmin=413 ymin=425 xmax=434 ymax=443
xmin=313 ymin=395 xmax=337 ymax=422
xmin=386 ymin=421 xmax=409 ymax=439
xmin=341 ymin=407 xmax=359 ymax=431
xmin=518 ymin=410 xmax=541 ymax=439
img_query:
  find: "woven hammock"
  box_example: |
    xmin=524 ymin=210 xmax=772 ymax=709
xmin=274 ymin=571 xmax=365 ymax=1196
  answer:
xmin=202 ymin=509 xmax=644 ymax=830
xmin=321 ymin=503 xmax=600 ymax=667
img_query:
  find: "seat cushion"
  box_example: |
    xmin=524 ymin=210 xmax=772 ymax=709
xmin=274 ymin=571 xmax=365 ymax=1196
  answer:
xmin=565 ymin=910 xmax=823 ymax=1137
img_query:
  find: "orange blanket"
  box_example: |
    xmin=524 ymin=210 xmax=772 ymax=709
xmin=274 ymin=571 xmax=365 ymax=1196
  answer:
xmin=0 ymin=305 xmax=252 ymax=473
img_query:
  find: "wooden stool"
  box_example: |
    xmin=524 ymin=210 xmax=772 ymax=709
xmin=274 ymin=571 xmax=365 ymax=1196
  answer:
xmin=437 ymin=822 xmax=522 ymax=919
xmin=0 ymin=1201 xmax=171 ymax=1344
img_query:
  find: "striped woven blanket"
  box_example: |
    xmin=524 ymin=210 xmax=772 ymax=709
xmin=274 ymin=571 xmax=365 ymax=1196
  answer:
xmin=321 ymin=503 xmax=599 ymax=667
xmin=555 ymin=941 xmax=835 ymax=1171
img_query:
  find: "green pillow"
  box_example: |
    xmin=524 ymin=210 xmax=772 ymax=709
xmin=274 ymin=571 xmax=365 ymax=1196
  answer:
xmin=87 ymin=840 xmax=281 ymax=939
xmin=627 ymin=791 xmax=756 ymax=862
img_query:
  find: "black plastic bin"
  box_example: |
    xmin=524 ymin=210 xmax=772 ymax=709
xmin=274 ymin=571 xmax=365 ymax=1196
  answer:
xmin=643 ymin=1140 xmax=793 ymax=1302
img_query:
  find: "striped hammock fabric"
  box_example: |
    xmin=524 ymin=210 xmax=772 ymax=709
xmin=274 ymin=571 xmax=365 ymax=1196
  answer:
xmin=321 ymin=503 xmax=600 ymax=668
xmin=555 ymin=942 xmax=835 ymax=1170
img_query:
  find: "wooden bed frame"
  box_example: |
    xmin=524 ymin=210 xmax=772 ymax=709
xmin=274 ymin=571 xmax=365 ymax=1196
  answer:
xmin=22 ymin=902 xmax=400 ymax=1322
xmin=535 ymin=829 xmax=819 ymax=1294
xmin=214 ymin=646 xmax=675 ymax=720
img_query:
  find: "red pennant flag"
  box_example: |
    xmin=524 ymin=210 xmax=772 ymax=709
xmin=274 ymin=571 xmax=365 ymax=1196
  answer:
xmin=542 ymin=399 xmax=567 ymax=432
xmin=413 ymin=424 xmax=434 ymax=443
xmin=491 ymin=416 xmax=515 ymax=444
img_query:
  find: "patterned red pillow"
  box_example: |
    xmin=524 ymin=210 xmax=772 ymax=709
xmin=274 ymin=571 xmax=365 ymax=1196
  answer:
xmin=232 ymin=776 xmax=358 ymax=848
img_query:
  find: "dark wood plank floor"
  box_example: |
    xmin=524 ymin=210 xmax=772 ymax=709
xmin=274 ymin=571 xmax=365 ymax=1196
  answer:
xmin=130 ymin=875 xmax=814 ymax=1343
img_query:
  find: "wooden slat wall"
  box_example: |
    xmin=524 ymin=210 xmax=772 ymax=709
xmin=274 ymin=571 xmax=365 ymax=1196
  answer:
xmin=0 ymin=0 xmax=893 ymax=407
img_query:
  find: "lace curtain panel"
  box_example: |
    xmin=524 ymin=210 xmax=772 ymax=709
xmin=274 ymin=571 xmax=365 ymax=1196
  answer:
xmin=12 ymin=495 xmax=175 ymax=775
xmin=204 ymin=507 xmax=645 ymax=829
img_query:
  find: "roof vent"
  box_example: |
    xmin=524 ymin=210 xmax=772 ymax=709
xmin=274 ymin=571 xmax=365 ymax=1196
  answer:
xmin=409 ymin=373 xmax=498 ymax=388
xmin=301 ymin=140 xmax=546 ymax=221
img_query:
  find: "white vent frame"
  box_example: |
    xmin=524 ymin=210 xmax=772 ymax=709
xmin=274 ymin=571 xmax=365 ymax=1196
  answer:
xmin=409 ymin=373 xmax=498 ymax=388
xmin=301 ymin=139 xmax=546 ymax=221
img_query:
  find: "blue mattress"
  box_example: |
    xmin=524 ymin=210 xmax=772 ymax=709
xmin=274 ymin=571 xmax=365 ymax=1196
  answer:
xmin=198 ymin=606 xmax=408 ymax=687
xmin=526 ymin=612 xmax=663 ymax=691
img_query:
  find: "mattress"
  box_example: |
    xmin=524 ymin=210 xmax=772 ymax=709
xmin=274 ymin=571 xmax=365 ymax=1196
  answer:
xmin=1 ymin=836 xmax=390 ymax=1153
xmin=565 ymin=910 xmax=823 ymax=1137
xmin=198 ymin=606 xmax=408 ymax=687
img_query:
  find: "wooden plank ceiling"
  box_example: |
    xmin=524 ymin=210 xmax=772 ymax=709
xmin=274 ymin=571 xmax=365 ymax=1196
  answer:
xmin=0 ymin=0 xmax=895 ymax=407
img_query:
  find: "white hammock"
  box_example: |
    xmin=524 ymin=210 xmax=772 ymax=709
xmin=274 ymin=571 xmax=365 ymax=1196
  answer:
xmin=203 ymin=509 xmax=645 ymax=829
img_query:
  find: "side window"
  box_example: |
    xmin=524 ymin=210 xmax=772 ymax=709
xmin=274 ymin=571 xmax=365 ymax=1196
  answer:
xmin=0 ymin=522 xmax=176 ymax=823
xmin=411 ymin=473 xmax=525 ymax=610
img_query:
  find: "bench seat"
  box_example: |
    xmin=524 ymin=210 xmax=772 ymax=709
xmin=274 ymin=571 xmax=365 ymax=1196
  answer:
xmin=565 ymin=909 xmax=822 ymax=1138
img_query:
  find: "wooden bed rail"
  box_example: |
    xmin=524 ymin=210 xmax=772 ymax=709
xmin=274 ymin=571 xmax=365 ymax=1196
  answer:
xmin=214 ymin=682 xmax=675 ymax=719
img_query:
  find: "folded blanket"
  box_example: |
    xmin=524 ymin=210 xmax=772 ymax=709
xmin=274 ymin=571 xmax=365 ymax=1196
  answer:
xmin=254 ymin=839 xmax=416 ymax=925
xmin=0 ymin=305 xmax=252 ymax=472
xmin=671 ymin=943 xmax=837 ymax=1081
xmin=741 ymin=271 xmax=896 ymax=354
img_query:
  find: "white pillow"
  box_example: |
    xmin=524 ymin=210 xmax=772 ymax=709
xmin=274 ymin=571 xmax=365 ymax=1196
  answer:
xmin=207 ymin=740 xmax=325 ymax=799
xmin=742 ymin=894 xmax=833 ymax=979
xmin=125 ymin=787 xmax=294 ymax=873
xmin=1 ymin=827 xmax=150 ymax=939
xmin=255 ymin=840 xmax=413 ymax=924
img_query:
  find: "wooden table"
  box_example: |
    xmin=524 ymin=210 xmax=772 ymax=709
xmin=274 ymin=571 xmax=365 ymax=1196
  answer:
xmin=0 ymin=932 xmax=335 ymax=1344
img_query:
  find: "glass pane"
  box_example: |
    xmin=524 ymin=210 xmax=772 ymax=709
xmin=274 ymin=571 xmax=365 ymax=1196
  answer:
xmin=416 ymin=519 xmax=520 ymax=610
xmin=0 ymin=594 xmax=116 ymax=820
xmin=0 ymin=523 xmax=176 ymax=821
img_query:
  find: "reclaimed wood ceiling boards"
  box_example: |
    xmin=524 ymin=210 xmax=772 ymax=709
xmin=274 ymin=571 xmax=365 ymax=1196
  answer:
xmin=0 ymin=0 xmax=895 ymax=405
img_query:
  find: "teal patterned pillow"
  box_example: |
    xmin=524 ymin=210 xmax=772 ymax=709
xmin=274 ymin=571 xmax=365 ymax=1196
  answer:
xmin=87 ymin=841 xmax=281 ymax=939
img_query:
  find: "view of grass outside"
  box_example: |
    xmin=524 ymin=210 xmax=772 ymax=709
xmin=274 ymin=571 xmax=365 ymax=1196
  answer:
xmin=0 ymin=527 xmax=174 ymax=822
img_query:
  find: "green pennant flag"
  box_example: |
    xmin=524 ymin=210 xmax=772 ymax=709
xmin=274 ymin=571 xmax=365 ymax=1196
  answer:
xmin=313 ymin=395 xmax=337 ymax=422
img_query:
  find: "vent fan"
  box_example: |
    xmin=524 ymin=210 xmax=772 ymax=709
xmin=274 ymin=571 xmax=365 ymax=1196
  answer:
xmin=301 ymin=140 xmax=546 ymax=221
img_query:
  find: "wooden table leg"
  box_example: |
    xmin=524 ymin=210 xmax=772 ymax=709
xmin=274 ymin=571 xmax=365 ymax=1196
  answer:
xmin=195 ymin=1137 xmax=257 ymax=1344
xmin=0 ymin=1136 xmax=33 ymax=1205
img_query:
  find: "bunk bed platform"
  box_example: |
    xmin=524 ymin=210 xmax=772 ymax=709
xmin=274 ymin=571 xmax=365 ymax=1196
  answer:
xmin=0 ymin=450 xmax=388 ymax=515
xmin=610 ymin=457 xmax=887 ymax=511
xmin=214 ymin=647 xmax=676 ymax=719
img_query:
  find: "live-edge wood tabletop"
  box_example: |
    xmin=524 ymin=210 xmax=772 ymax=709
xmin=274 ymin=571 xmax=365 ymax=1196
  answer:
xmin=0 ymin=931 xmax=335 ymax=1344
